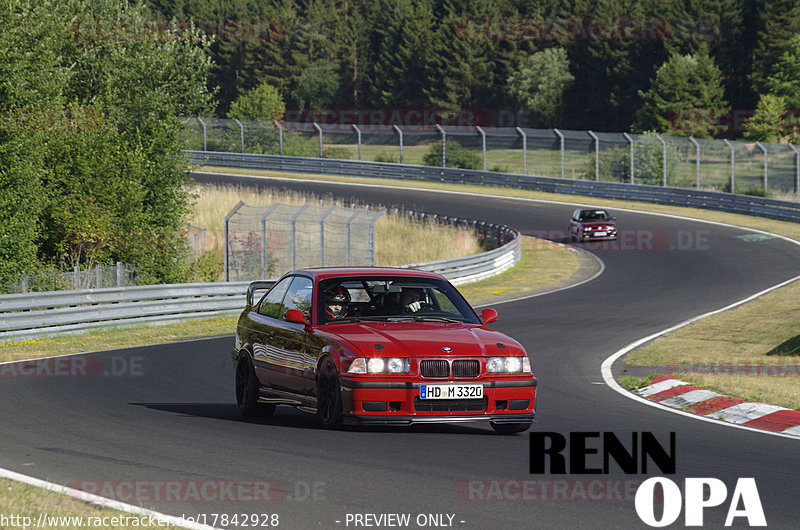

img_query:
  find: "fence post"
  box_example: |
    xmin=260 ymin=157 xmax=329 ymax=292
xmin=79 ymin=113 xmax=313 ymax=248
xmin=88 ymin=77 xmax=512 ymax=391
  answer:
xmin=435 ymin=124 xmax=446 ymax=167
xmin=224 ymin=200 xmax=245 ymax=282
xmin=95 ymin=265 xmax=102 ymax=289
xmin=587 ymin=130 xmax=599 ymax=181
xmin=476 ymin=126 xmax=487 ymax=171
xmin=723 ymin=139 xmax=735 ymax=192
xmin=623 ymin=133 xmax=634 ymax=184
xmin=319 ymin=206 xmax=336 ymax=266
xmin=21 ymin=272 xmax=28 ymax=293
xmin=689 ymin=137 xmax=700 ymax=189
xmin=655 ymin=134 xmax=667 ymax=186
xmin=273 ymin=120 xmax=283 ymax=155
xmin=393 ymin=125 xmax=404 ymax=164
xmin=352 ymin=124 xmax=362 ymax=160
xmin=553 ymin=128 xmax=565 ymax=179
xmin=755 ymin=141 xmax=768 ymax=193
xmin=313 ymin=122 xmax=323 ymax=157
xmin=789 ymin=143 xmax=800 ymax=201
xmin=73 ymin=266 xmax=80 ymax=290
xmin=515 ymin=127 xmax=527 ymax=175
xmin=197 ymin=118 xmax=207 ymax=152
xmin=233 ymin=118 xmax=244 ymax=153
xmin=290 ymin=205 xmax=309 ymax=270
xmin=116 ymin=262 xmax=123 ymax=287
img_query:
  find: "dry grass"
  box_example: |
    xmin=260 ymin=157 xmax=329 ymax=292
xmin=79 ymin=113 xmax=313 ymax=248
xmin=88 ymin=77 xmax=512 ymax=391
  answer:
xmin=626 ymin=280 xmax=800 ymax=366
xmin=186 ymin=183 xmax=481 ymax=266
xmin=673 ymin=374 xmax=800 ymax=411
xmin=0 ymin=478 xmax=181 ymax=529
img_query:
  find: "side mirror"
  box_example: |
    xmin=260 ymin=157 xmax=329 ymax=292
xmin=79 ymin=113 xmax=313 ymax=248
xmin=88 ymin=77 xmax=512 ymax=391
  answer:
xmin=285 ymin=309 xmax=310 ymax=326
xmin=479 ymin=308 xmax=498 ymax=325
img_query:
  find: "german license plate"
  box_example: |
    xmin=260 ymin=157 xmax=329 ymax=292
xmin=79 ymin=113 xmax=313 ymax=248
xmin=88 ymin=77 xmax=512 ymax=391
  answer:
xmin=420 ymin=384 xmax=483 ymax=399
xmin=593 ymin=231 xmax=607 ymax=237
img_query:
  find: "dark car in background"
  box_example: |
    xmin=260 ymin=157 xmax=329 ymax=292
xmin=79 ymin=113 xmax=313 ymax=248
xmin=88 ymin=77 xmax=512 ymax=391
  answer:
xmin=569 ymin=208 xmax=617 ymax=242
xmin=232 ymin=267 xmax=537 ymax=434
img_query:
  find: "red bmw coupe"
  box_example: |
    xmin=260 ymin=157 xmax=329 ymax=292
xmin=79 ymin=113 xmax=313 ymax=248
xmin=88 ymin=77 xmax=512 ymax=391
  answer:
xmin=233 ymin=267 xmax=536 ymax=434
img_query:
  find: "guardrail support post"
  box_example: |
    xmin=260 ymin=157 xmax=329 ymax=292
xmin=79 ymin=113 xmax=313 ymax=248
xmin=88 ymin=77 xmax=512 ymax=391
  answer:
xmin=789 ymin=143 xmax=800 ymax=201
xmin=689 ymin=137 xmax=700 ymax=189
xmin=435 ymin=124 xmax=446 ymax=167
xmin=234 ymin=118 xmax=244 ymax=153
xmin=723 ymin=139 xmax=735 ymax=193
xmin=623 ymin=133 xmax=634 ymax=184
xmin=588 ymin=130 xmax=599 ymax=181
xmin=554 ymin=129 xmax=565 ymax=179
xmin=393 ymin=125 xmax=403 ymax=164
xmin=515 ymin=127 xmax=527 ymax=175
xmin=477 ymin=126 xmax=487 ymax=171
xmin=313 ymin=122 xmax=323 ymax=158
xmin=273 ymin=120 xmax=283 ymax=156
xmin=756 ymin=141 xmax=768 ymax=194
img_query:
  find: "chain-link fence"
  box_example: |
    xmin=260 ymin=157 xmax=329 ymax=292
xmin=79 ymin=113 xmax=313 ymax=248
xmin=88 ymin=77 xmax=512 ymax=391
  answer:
xmin=7 ymin=262 xmax=138 ymax=293
xmin=183 ymin=118 xmax=800 ymax=200
xmin=224 ymin=202 xmax=385 ymax=281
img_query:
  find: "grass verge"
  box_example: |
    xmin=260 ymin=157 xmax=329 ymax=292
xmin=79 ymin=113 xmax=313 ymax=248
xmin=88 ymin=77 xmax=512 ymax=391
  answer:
xmin=0 ymin=478 xmax=181 ymax=529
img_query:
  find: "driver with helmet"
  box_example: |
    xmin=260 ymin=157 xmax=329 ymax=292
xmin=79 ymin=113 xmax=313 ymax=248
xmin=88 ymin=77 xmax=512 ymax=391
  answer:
xmin=324 ymin=286 xmax=350 ymax=320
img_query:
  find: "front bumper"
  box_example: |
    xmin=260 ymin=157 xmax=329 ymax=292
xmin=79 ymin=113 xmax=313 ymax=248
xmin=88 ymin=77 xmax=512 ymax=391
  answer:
xmin=339 ymin=377 xmax=536 ymax=425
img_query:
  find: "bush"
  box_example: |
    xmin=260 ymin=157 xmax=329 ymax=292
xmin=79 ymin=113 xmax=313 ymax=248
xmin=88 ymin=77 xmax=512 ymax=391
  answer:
xmin=422 ymin=141 xmax=481 ymax=170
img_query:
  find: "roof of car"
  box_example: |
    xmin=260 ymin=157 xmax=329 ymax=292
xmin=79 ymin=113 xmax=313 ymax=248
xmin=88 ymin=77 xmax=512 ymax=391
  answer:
xmin=288 ymin=267 xmax=447 ymax=281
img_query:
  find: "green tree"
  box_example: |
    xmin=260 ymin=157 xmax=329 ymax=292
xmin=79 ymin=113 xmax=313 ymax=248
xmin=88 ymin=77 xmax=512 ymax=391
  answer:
xmin=751 ymin=0 xmax=800 ymax=87
xmin=0 ymin=0 xmax=215 ymax=290
xmin=634 ymin=47 xmax=729 ymax=138
xmin=228 ymin=82 xmax=285 ymax=120
xmin=507 ymin=47 xmax=574 ymax=127
xmin=743 ymin=94 xmax=788 ymax=142
xmin=293 ymin=59 xmax=341 ymax=109
xmin=763 ymin=35 xmax=800 ymax=110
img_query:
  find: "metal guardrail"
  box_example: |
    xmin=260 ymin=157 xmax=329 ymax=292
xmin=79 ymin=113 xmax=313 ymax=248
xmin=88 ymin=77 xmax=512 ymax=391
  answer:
xmin=187 ymin=150 xmax=800 ymax=223
xmin=0 ymin=224 xmax=520 ymax=342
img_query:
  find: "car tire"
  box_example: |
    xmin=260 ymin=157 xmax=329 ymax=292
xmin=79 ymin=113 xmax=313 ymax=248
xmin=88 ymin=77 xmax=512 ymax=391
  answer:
xmin=490 ymin=422 xmax=532 ymax=435
xmin=235 ymin=354 xmax=275 ymax=418
xmin=317 ymin=358 xmax=343 ymax=428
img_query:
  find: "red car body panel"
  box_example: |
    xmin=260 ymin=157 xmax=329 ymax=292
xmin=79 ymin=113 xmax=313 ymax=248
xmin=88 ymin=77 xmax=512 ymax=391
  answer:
xmin=233 ymin=267 xmax=536 ymax=429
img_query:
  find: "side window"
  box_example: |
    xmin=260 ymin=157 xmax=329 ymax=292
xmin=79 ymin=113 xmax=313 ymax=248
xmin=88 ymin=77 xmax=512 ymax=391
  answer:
xmin=257 ymin=277 xmax=292 ymax=318
xmin=284 ymin=276 xmax=313 ymax=314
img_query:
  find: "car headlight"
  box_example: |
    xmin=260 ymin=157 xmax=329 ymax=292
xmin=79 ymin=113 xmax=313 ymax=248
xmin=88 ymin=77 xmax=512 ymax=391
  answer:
xmin=583 ymin=226 xmax=592 ymax=231
xmin=348 ymin=357 xmax=409 ymax=374
xmin=487 ymin=356 xmax=532 ymax=373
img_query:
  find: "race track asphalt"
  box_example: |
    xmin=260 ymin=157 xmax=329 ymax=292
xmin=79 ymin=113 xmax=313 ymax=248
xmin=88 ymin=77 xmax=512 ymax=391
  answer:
xmin=1 ymin=173 xmax=798 ymax=529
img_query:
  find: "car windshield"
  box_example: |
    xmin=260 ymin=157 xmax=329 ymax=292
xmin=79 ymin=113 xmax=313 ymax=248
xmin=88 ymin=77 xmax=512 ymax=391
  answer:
xmin=317 ymin=275 xmax=481 ymax=325
xmin=580 ymin=210 xmax=609 ymax=221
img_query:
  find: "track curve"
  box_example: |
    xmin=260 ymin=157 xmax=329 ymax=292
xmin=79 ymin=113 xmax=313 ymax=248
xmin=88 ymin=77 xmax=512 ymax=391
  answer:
xmin=2 ymin=175 xmax=799 ymax=529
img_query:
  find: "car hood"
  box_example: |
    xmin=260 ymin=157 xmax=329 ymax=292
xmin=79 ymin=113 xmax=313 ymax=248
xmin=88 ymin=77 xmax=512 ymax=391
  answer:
xmin=581 ymin=220 xmax=615 ymax=228
xmin=321 ymin=322 xmax=525 ymax=358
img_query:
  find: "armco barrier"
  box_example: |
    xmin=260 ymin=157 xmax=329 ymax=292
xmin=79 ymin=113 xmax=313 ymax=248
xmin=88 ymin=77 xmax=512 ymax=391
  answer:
xmin=187 ymin=150 xmax=800 ymax=223
xmin=0 ymin=224 xmax=519 ymax=342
